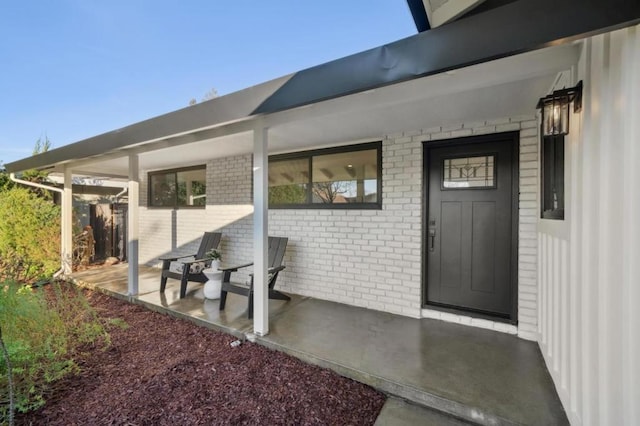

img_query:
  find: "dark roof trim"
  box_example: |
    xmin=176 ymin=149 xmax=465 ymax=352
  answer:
xmin=252 ymin=0 xmax=640 ymax=114
xmin=406 ymin=0 xmax=431 ymax=33
xmin=5 ymin=75 xmax=290 ymax=173
xmin=6 ymin=0 xmax=640 ymax=173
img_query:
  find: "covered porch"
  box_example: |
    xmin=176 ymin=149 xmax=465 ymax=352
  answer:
xmin=8 ymin=40 xmax=582 ymax=337
xmin=6 ymin=3 xmax=640 ymax=423
xmin=70 ymin=264 xmax=567 ymax=425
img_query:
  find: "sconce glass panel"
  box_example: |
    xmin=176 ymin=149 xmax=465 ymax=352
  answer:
xmin=542 ymin=95 xmax=570 ymax=136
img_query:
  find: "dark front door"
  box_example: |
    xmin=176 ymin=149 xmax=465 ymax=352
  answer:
xmin=425 ymin=132 xmax=518 ymax=320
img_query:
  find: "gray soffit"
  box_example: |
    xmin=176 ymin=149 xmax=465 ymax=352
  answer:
xmin=6 ymin=0 xmax=640 ymax=174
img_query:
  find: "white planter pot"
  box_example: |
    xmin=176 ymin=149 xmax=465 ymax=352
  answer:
xmin=203 ymin=268 xmax=222 ymax=299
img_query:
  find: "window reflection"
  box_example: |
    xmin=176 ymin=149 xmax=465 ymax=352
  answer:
xmin=149 ymin=167 xmax=206 ymax=207
xmin=268 ymin=144 xmax=381 ymax=208
xmin=311 ymin=150 xmax=378 ymax=204
xmin=268 ymin=158 xmax=309 ymax=204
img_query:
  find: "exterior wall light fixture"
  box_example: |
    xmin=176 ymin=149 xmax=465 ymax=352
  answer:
xmin=536 ymin=81 xmax=583 ymax=136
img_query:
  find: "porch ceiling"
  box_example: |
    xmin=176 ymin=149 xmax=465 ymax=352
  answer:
xmin=57 ymin=42 xmax=579 ymax=178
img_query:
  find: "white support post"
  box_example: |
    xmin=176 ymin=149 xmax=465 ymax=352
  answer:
xmin=127 ymin=154 xmax=140 ymax=296
xmin=186 ymin=180 xmax=193 ymax=205
xmin=253 ymin=123 xmax=269 ymax=335
xmin=61 ymin=166 xmax=73 ymax=275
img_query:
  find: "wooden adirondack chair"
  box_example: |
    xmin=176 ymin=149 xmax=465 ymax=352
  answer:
xmin=159 ymin=232 xmax=222 ymax=299
xmin=219 ymin=236 xmax=290 ymax=319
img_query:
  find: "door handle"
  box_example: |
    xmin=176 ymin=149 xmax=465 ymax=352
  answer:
xmin=429 ymin=228 xmax=436 ymax=252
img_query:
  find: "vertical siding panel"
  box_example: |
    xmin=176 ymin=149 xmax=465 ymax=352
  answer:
xmin=547 ymin=235 xmax=558 ymax=354
xmin=596 ymin=33 xmax=613 ymax=426
xmin=622 ymin=25 xmax=640 ymax=426
xmin=581 ymin=35 xmax=600 ymax=426
xmin=547 ymin=234 xmax=552 ymax=350
xmin=544 ymin=234 xmax=552 ymax=349
xmin=552 ymin=236 xmax=560 ymax=373
xmin=537 ymin=26 xmax=639 ymax=425
xmin=538 ymin=233 xmax=544 ymax=338
xmin=568 ymin=83 xmax=583 ymax=420
xmin=560 ymin=239 xmax=568 ymax=390
xmin=539 ymin=234 xmax=545 ymax=345
xmin=605 ymin=30 xmax=624 ymax=426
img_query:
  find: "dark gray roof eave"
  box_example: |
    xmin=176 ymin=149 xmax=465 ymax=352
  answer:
xmin=6 ymin=0 xmax=640 ymax=173
xmin=250 ymin=0 xmax=640 ymax=115
xmin=4 ymin=75 xmax=292 ymax=173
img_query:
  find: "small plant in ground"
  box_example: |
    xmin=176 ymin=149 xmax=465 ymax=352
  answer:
xmin=0 ymin=280 xmax=115 ymax=420
xmin=0 ymin=326 xmax=14 ymax=426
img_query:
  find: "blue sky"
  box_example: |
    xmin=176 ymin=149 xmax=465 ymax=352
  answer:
xmin=0 ymin=1 xmax=416 ymax=165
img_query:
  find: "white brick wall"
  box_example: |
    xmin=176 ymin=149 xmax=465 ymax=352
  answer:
xmin=140 ymin=155 xmax=255 ymax=286
xmin=270 ymin=134 xmax=423 ymax=318
xmin=136 ymin=114 xmax=539 ymax=334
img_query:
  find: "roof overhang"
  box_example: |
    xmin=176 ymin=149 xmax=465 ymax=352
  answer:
xmin=6 ymin=0 xmax=640 ymax=175
xmin=36 ymin=42 xmax=580 ymax=178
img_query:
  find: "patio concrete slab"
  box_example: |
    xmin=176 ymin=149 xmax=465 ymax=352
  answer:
xmin=137 ymin=277 xmax=308 ymax=338
xmin=70 ymin=265 xmax=568 ymax=425
xmin=71 ymin=264 xmax=307 ymax=338
xmin=256 ymin=298 xmax=568 ymax=426
xmin=72 ymin=263 xmax=159 ymax=295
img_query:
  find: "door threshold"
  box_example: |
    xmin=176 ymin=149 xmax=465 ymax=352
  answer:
xmin=421 ymin=306 xmax=518 ymax=335
xmin=423 ymin=302 xmax=517 ymax=326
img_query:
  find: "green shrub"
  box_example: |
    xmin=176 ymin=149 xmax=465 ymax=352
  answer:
xmin=0 ymin=187 xmax=60 ymax=282
xmin=0 ymin=281 xmax=110 ymax=420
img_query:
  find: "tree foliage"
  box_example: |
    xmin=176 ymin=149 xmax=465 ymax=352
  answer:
xmin=312 ymin=181 xmax=349 ymax=203
xmin=0 ymin=138 xmax=60 ymax=282
xmin=268 ymin=184 xmax=307 ymax=205
xmin=189 ymin=87 xmax=218 ymax=105
xmin=20 ymin=136 xmax=54 ymax=199
xmin=0 ymin=164 xmax=13 ymax=192
xmin=0 ymin=188 xmax=60 ymax=282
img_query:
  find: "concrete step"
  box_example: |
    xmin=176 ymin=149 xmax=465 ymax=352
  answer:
xmin=256 ymin=336 xmax=515 ymax=425
xmin=375 ymin=398 xmax=474 ymax=426
xmin=255 ymin=298 xmax=569 ymax=426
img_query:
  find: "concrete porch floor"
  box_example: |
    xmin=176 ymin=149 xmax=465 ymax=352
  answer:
xmin=70 ymin=264 xmax=568 ymax=426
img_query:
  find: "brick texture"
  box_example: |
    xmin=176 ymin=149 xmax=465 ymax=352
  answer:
xmin=137 ymin=115 xmax=539 ymax=333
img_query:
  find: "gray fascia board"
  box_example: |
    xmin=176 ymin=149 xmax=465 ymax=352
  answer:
xmin=6 ymin=0 xmax=640 ymax=174
xmin=251 ymin=0 xmax=640 ymax=115
xmin=5 ymin=75 xmax=291 ymax=173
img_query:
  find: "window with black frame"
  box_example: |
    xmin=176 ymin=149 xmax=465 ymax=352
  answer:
xmin=541 ymin=135 xmax=564 ymax=219
xmin=148 ymin=166 xmax=206 ymax=208
xmin=268 ymin=142 xmax=382 ymax=209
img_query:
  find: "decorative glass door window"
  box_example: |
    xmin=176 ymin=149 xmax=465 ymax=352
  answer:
xmin=443 ymin=155 xmax=495 ymax=189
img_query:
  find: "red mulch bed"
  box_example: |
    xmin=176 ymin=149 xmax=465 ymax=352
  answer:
xmin=16 ymin=287 xmax=386 ymax=425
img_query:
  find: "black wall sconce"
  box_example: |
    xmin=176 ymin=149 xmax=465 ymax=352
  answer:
xmin=536 ymin=81 xmax=583 ymax=136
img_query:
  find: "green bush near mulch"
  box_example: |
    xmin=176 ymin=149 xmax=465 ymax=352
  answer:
xmin=0 ymin=187 xmax=61 ymax=283
xmin=0 ymin=280 xmax=112 ymax=421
